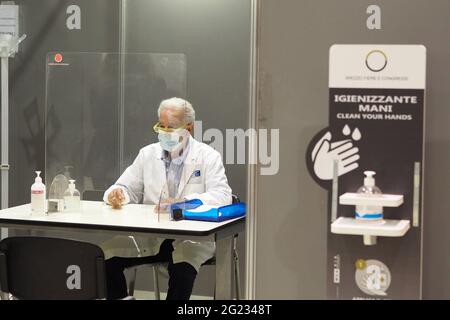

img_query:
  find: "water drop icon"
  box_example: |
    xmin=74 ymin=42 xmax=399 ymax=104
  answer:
xmin=343 ymin=125 xmax=351 ymax=136
xmin=352 ymin=128 xmax=362 ymax=141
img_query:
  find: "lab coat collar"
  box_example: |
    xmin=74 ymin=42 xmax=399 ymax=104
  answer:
xmin=153 ymin=136 xmax=200 ymax=199
xmin=176 ymin=136 xmax=201 ymax=198
xmin=184 ymin=136 xmax=200 ymax=163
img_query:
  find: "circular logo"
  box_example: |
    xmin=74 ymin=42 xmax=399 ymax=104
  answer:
xmin=54 ymin=53 xmax=63 ymax=63
xmin=355 ymin=259 xmax=391 ymax=296
xmin=365 ymin=50 xmax=387 ymax=72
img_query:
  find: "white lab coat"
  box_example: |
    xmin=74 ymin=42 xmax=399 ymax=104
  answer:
xmin=101 ymin=136 xmax=232 ymax=272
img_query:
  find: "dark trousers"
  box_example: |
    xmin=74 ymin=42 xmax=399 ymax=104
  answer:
xmin=105 ymin=239 xmax=198 ymax=300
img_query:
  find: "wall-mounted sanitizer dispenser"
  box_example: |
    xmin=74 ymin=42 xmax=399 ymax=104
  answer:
xmin=306 ymin=44 xmax=425 ymax=299
xmin=331 ymin=170 xmax=408 ymax=245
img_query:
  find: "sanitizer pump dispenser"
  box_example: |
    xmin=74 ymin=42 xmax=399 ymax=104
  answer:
xmin=64 ymin=180 xmax=81 ymax=212
xmin=31 ymin=171 xmax=46 ymax=215
xmin=355 ymin=171 xmax=383 ymax=220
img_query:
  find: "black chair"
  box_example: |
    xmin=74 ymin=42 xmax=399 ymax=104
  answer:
xmin=0 ymin=237 xmax=106 ymax=300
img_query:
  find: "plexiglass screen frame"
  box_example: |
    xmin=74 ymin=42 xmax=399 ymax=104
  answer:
xmin=45 ymin=52 xmax=187 ymax=198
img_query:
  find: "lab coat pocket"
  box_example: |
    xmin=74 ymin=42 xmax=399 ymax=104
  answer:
xmin=187 ymin=169 xmax=203 ymax=184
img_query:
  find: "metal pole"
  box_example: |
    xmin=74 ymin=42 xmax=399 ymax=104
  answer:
xmin=245 ymin=0 xmax=260 ymax=300
xmin=1 ymin=56 xmax=9 ymax=240
xmin=118 ymin=0 xmax=126 ymax=174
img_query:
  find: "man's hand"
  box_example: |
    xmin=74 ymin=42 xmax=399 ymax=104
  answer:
xmin=108 ymin=188 xmax=125 ymax=209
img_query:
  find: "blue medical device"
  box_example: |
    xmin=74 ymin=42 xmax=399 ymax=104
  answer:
xmin=170 ymin=199 xmax=246 ymax=222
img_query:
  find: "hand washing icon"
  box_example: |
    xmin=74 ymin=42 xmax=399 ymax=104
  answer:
xmin=311 ymin=125 xmax=362 ymax=181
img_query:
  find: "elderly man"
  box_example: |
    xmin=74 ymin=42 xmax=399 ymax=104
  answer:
xmin=102 ymin=97 xmax=232 ymax=300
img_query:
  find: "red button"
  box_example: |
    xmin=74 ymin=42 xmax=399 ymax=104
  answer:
xmin=54 ymin=53 xmax=63 ymax=63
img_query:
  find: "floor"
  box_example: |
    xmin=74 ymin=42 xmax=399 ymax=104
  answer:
xmin=133 ymin=290 xmax=213 ymax=300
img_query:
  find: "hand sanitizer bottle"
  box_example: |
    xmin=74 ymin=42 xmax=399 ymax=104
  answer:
xmin=355 ymin=171 xmax=383 ymax=220
xmin=31 ymin=171 xmax=46 ymax=215
xmin=64 ymin=180 xmax=81 ymax=212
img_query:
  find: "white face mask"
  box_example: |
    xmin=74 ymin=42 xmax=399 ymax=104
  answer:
xmin=158 ymin=131 xmax=183 ymax=152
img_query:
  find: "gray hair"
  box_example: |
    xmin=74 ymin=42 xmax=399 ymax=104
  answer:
xmin=157 ymin=97 xmax=195 ymax=124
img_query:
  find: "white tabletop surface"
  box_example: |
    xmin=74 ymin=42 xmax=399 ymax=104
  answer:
xmin=0 ymin=201 xmax=244 ymax=235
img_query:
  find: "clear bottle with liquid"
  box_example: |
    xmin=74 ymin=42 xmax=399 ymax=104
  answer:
xmin=48 ymin=174 xmax=69 ymax=212
xmin=31 ymin=171 xmax=46 ymax=215
xmin=355 ymin=171 xmax=383 ymax=220
xmin=64 ymin=179 xmax=81 ymax=212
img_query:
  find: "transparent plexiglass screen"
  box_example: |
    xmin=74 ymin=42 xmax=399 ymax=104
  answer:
xmin=45 ymin=52 xmax=187 ymax=197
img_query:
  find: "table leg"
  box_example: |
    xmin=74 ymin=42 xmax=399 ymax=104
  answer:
xmin=215 ymin=236 xmax=233 ymax=300
xmin=0 ymin=225 xmax=6 ymax=300
xmin=1 ymin=228 xmax=7 ymax=240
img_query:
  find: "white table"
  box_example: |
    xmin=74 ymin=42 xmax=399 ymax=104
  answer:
xmin=0 ymin=201 xmax=245 ymax=300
